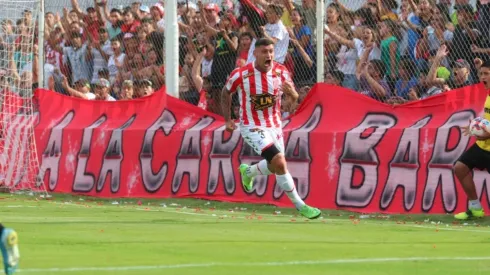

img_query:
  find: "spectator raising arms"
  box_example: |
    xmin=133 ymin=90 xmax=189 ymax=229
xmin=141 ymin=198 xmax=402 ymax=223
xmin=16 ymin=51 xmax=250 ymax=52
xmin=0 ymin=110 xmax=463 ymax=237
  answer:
xmin=5 ymin=0 xmax=485 ymax=120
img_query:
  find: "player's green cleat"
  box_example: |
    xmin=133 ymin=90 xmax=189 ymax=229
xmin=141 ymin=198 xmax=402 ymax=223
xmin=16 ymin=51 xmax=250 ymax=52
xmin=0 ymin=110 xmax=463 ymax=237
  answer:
xmin=454 ymin=209 xmax=485 ymax=220
xmin=298 ymin=205 xmax=322 ymax=219
xmin=0 ymin=228 xmax=19 ymax=275
xmin=239 ymin=164 xmax=254 ymax=192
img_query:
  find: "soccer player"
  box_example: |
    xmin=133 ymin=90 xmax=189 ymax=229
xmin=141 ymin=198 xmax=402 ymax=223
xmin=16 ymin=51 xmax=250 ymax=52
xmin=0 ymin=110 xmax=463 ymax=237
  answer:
xmin=454 ymin=59 xmax=490 ymax=220
xmin=0 ymin=224 xmax=19 ymax=274
xmin=221 ymin=38 xmax=321 ymax=219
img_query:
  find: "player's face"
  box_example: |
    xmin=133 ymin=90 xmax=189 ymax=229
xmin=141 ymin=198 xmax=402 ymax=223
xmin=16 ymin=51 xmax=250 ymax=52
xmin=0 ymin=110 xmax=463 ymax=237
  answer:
xmin=254 ymin=44 xmax=274 ymax=72
xmin=480 ymin=67 xmax=490 ymax=89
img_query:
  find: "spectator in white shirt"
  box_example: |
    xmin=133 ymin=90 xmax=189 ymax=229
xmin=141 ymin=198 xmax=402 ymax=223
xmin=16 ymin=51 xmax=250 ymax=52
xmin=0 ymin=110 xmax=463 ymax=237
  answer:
xmin=61 ymin=77 xmax=97 ymax=100
xmin=150 ymin=4 xmax=165 ymax=32
xmin=107 ymin=38 xmax=126 ymax=84
xmin=94 ymin=78 xmax=116 ymax=101
xmin=247 ymin=4 xmax=289 ymax=64
xmin=87 ymin=28 xmax=113 ymax=84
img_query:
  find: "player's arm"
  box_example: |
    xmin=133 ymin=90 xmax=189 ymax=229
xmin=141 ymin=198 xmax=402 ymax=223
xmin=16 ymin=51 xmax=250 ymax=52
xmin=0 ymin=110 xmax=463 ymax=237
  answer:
xmin=281 ymin=74 xmax=299 ymax=113
xmin=281 ymin=69 xmax=298 ymax=110
xmin=221 ymin=86 xmax=233 ymax=121
xmin=222 ymin=70 xmax=241 ymax=131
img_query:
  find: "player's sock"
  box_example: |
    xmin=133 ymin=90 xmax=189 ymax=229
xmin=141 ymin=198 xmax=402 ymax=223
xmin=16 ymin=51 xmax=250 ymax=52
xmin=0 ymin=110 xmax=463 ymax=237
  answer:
xmin=276 ymin=173 xmax=305 ymax=209
xmin=246 ymin=160 xmax=272 ymax=177
xmin=469 ymin=200 xmax=482 ymax=210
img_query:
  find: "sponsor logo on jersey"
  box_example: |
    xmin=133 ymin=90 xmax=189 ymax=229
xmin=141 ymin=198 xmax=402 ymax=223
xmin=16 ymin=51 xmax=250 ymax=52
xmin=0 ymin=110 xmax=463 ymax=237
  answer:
xmin=250 ymin=94 xmax=277 ymax=111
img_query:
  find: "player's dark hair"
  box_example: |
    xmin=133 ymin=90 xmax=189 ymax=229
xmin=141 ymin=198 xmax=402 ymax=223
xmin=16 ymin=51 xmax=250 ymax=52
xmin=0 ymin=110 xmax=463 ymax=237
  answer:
xmin=255 ymin=38 xmax=274 ymax=48
xmin=481 ymin=60 xmax=490 ymax=69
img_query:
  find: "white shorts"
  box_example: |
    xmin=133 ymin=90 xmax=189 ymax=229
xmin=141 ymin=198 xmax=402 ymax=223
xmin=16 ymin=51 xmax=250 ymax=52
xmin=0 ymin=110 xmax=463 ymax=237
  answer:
xmin=240 ymin=126 xmax=284 ymax=156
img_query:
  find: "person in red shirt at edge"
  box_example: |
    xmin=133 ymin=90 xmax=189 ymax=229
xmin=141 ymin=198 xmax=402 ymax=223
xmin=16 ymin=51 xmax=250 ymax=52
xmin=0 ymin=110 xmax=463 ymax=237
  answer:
xmin=121 ymin=8 xmax=141 ymax=34
xmin=455 ymin=59 xmax=490 ymax=220
xmin=221 ymin=38 xmax=321 ymax=219
xmin=70 ymin=0 xmax=105 ymax=41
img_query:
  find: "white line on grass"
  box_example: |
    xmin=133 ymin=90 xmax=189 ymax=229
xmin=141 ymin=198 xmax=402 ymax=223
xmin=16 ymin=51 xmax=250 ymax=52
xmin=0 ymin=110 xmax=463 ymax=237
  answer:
xmin=407 ymin=224 xmax=490 ymax=234
xmin=17 ymin=257 xmax=490 ymax=273
xmin=3 ymin=201 xmax=490 ymax=234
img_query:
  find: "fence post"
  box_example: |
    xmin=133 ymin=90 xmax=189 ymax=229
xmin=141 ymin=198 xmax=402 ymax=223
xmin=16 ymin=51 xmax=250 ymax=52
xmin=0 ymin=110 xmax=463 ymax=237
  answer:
xmin=37 ymin=0 xmax=45 ymax=88
xmin=164 ymin=0 xmax=179 ymax=98
xmin=316 ymin=0 xmax=325 ymax=83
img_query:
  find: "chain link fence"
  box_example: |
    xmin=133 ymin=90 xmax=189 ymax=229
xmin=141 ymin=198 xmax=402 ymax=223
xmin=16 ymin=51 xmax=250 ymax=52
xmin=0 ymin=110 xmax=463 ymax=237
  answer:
xmin=5 ymin=0 xmax=488 ymax=116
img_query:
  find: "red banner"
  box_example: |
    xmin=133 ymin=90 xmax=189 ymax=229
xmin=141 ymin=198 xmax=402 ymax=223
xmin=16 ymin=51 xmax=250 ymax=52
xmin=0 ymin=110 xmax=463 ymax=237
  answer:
xmin=33 ymin=84 xmax=490 ymax=214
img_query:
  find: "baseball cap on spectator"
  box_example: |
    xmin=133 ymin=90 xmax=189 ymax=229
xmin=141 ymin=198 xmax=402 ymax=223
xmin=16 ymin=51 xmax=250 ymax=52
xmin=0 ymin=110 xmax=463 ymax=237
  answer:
xmin=135 ymin=79 xmax=153 ymax=87
xmin=205 ymin=3 xmax=220 ymax=13
xmin=122 ymin=80 xmax=133 ymax=87
xmin=74 ymin=79 xmax=90 ymax=88
xmin=453 ymin=59 xmax=471 ymax=70
xmin=455 ymin=4 xmax=474 ymax=14
xmin=188 ymin=2 xmax=197 ymax=10
xmin=140 ymin=5 xmax=150 ymax=13
xmin=152 ymin=4 xmax=164 ymax=16
xmin=178 ymin=1 xmax=197 ymax=10
xmin=94 ymin=78 xmax=110 ymax=88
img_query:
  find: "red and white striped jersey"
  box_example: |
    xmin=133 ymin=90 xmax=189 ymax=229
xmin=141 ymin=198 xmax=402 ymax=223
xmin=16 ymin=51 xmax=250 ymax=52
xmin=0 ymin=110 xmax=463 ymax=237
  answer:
xmin=225 ymin=62 xmax=292 ymax=128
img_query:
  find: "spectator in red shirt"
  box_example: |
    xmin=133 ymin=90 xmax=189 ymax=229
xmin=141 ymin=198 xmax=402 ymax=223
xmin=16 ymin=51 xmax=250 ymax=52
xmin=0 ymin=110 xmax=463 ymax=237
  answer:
xmin=236 ymin=32 xmax=253 ymax=68
xmin=121 ymin=9 xmax=141 ymax=34
xmin=70 ymin=0 xmax=104 ymax=41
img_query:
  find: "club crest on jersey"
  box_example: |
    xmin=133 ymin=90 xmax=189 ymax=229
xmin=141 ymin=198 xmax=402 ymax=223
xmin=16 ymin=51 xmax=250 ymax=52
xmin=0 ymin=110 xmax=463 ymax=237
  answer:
xmin=250 ymin=94 xmax=277 ymax=111
xmin=242 ymin=72 xmax=253 ymax=79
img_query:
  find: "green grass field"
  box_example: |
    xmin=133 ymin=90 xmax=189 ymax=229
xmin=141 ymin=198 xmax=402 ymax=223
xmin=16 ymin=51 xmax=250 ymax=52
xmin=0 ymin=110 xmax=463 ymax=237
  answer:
xmin=0 ymin=193 xmax=489 ymax=275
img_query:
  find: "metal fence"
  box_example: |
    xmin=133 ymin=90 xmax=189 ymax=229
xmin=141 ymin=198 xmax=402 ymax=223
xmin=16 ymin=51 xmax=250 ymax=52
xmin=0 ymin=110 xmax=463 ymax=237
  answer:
xmin=4 ymin=0 xmax=489 ymax=117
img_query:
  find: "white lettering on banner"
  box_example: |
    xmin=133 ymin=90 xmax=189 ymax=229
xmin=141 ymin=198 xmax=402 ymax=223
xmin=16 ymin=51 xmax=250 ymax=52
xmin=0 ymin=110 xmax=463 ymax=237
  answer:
xmin=97 ymin=116 xmax=136 ymax=193
xmin=72 ymin=116 xmax=107 ymax=192
xmin=37 ymin=112 xmax=75 ymax=190
xmin=172 ymin=117 xmax=215 ymax=193
xmin=140 ymin=109 xmax=176 ymax=192
xmin=273 ymin=106 xmax=322 ymax=200
xmin=337 ymin=113 xmax=397 ymax=207
xmin=473 ymin=170 xmax=490 ymax=207
xmin=423 ymin=111 xmax=474 ymax=212
xmin=207 ymin=125 xmax=241 ymax=195
xmin=381 ymin=116 xmax=431 ymax=211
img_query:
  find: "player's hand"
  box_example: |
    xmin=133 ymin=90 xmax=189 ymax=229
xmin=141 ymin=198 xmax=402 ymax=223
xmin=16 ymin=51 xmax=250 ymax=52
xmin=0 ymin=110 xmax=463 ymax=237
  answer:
xmin=460 ymin=122 xmax=470 ymax=136
xmin=282 ymin=81 xmax=294 ymax=95
xmin=225 ymin=120 xmax=237 ymax=132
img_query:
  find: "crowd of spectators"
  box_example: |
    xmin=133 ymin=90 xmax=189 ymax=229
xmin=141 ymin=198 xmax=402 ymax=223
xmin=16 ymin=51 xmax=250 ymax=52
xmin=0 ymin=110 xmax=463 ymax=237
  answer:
xmin=1 ymin=0 xmax=490 ymax=118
